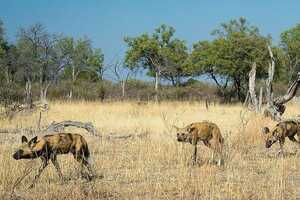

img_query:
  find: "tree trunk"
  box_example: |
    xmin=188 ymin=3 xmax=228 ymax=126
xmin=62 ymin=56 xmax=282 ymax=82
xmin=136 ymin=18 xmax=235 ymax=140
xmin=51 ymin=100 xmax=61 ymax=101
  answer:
xmin=121 ymin=81 xmax=126 ymax=99
xmin=25 ymin=79 xmax=33 ymax=109
xmin=69 ymin=66 xmax=75 ymax=99
xmin=258 ymin=87 xmax=263 ymax=112
xmin=68 ymin=88 xmax=73 ymax=99
xmin=154 ymin=70 xmax=160 ymax=102
xmin=5 ymin=66 xmax=10 ymax=84
xmin=248 ymin=62 xmax=259 ymax=113
xmin=266 ymin=46 xmax=275 ymax=105
xmin=40 ymin=82 xmax=50 ymax=104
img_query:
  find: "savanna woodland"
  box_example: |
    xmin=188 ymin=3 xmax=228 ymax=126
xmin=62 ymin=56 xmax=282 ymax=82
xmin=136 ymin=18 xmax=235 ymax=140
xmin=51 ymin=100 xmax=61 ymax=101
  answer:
xmin=1 ymin=17 xmax=299 ymax=105
xmin=0 ymin=8 xmax=300 ymax=200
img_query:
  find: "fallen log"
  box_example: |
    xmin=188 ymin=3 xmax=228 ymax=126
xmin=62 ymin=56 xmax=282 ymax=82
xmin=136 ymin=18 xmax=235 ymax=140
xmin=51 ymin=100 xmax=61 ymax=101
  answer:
xmin=0 ymin=128 xmax=36 ymax=135
xmin=0 ymin=120 xmax=149 ymax=140
xmin=105 ymin=132 xmax=149 ymax=140
xmin=46 ymin=120 xmax=101 ymax=137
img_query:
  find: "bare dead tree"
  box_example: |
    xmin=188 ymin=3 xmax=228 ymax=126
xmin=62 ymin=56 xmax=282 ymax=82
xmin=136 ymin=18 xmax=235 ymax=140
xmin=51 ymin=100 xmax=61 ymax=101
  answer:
xmin=112 ymin=60 xmax=133 ymax=100
xmin=264 ymin=45 xmax=300 ymax=121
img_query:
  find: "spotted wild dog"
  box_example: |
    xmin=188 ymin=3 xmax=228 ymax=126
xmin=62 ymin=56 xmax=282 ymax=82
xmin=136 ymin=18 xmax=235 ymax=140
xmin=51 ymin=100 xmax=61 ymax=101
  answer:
xmin=13 ymin=133 xmax=95 ymax=188
xmin=174 ymin=121 xmax=224 ymax=166
xmin=262 ymin=120 xmax=300 ymax=156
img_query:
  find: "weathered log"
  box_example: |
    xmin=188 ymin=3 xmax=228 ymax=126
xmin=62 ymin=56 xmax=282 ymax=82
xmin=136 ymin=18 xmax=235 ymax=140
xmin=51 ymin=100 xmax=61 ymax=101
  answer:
xmin=0 ymin=120 xmax=149 ymax=140
xmin=0 ymin=121 xmax=100 ymax=136
xmin=0 ymin=127 xmax=36 ymax=135
xmin=46 ymin=120 xmax=101 ymax=137
xmin=105 ymin=132 xmax=148 ymax=140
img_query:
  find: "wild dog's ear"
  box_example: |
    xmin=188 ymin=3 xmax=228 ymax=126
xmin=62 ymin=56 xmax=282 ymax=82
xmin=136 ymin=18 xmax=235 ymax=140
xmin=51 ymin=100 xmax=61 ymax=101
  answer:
xmin=261 ymin=127 xmax=270 ymax=134
xmin=21 ymin=136 xmax=28 ymax=143
xmin=186 ymin=126 xmax=195 ymax=133
xmin=172 ymin=125 xmax=181 ymax=131
xmin=28 ymin=136 xmax=38 ymax=145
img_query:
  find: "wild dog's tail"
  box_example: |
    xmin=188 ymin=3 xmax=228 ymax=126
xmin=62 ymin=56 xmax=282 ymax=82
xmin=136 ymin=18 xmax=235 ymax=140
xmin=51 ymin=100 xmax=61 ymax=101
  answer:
xmin=219 ymin=135 xmax=224 ymax=144
xmin=213 ymin=125 xmax=224 ymax=144
xmin=80 ymin=135 xmax=92 ymax=164
xmin=83 ymin=144 xmax=93 ymax=164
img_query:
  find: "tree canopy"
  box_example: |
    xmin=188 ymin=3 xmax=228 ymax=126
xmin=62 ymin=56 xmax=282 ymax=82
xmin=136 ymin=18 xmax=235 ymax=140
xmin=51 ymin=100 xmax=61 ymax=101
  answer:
xmin=190 ymin=17 xmax=271 ymax=101
xmin=0 ymin=17 xmax=299 ymax=103
xmin=280 ymin=23 xmax=300 ymax=81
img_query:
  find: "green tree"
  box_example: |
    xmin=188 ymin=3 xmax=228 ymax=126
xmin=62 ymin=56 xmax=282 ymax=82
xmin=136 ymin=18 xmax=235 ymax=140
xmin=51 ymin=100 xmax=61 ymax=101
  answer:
xmin=59 ymin=37 xmax=104 ymax=98
xmin=159 ymin=38 xmax=189 ymax=86
xmin=87 ymin=48 xmax=104 ymax=81
xmin=124 ymin=24 xmax=188 ymax=100
xmin=280 ymin=23 xmax=300 ymax=81
xmin=0 ymin=19 xmax=8 ymax=83
xmin=190 ymin=17 xmax=271 ymax=101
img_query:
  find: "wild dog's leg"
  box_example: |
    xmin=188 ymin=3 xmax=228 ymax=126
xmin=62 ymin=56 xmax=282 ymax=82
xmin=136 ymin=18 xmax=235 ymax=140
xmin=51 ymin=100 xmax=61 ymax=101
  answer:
xmin=277 ymin=138 xmax=285 ymax=157
xmin=297 ymin=132 xmax=300 ymax=141
xmin=50 ymin=154 xmax=64 ymax=182
xmin=216 ymin=142 xmax=224 ymax=166
xmin=82 ymin=158 xmax=95 ymax=179
xmin=205 ymin=138 xmax=223 ymax=166
xmin=29 ymin=157 xmax=48 ymax=188
xmin=73 ymin=153 xmax=84 ymax=178
xmin=203 ymin=140 xmax=215 ymax=164
xmin=192 ymin=139 xmax=198 ymax=165
xmin=73 ymin=152 xmax=94 ymax=180
xmin=289 ymin=133 xmax=300 ymax=144
xmin=288 ymin=135 xmax=300 ymax=143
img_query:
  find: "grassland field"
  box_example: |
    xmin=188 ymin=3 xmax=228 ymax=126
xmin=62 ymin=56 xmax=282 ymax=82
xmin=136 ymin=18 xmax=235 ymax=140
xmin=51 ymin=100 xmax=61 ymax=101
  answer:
xmin=0 ymin=101 xmax=299 ymax=200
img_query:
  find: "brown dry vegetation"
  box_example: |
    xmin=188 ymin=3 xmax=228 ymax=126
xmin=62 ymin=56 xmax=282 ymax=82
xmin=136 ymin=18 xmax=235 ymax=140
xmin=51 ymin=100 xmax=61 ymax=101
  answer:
xmin=0 ymin=101 xmax=299 ymax=200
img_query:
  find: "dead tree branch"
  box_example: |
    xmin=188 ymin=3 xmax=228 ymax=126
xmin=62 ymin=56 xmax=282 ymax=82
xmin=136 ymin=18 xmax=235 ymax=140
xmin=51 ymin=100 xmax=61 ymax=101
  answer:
xmin=264 ymin=46 xmax=300 ymax=121
xmin=266 ymin=45 xmax=275 ymax=104
xmin=46 ymin=120 xmax=101 ymax=137
xmin=0 ymin=120 xmax=148 ymax=140
xmin=264 ymin=73 xmax=300 ymax=121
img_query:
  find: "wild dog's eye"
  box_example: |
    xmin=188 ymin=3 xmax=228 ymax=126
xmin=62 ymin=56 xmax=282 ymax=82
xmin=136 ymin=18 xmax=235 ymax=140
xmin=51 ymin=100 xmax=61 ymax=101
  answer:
xmin=29 ymin=143 xmax=36 ymax=148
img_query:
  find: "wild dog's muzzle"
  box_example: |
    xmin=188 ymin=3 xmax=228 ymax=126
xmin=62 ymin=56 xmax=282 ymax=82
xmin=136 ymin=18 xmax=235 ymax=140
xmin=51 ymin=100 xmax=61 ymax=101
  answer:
xmin=13 ymin=150 xmax=24 ymax=160
xmin=265 ymin=140 xmax=274 ymax=148
xmin=177 ymin=133 xmax=188 ymax=142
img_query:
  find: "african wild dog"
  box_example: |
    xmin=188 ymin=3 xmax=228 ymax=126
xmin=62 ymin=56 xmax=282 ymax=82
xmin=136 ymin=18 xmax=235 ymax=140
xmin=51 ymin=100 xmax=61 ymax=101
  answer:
xmin=174 ymin=121 xmax=224 ymax=166
xmin=13 ymin=133 xmax=95 ymax=188
xmin=262 ymin=120 xmax=300 ymax=156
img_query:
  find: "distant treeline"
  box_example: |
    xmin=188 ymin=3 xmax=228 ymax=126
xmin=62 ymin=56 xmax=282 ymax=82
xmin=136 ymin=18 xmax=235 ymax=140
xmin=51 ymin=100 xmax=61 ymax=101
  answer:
xmin=0 ymin=17 xmax=299 ymax=104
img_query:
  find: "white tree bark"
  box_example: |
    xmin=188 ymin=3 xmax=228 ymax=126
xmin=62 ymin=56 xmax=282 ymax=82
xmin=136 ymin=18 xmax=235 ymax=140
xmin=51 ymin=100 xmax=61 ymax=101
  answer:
xmin=154 ymin=70 xmax=160 ymax=102
xmin=258 ymin=87 xmax=263 ymax=112
xmin=248 ymin=62 xmax=259 ymax=113
xmin=25 ymin=80 xmax=33 ymax=109
xmin=266 ymin=45 xmax=275 ymax=105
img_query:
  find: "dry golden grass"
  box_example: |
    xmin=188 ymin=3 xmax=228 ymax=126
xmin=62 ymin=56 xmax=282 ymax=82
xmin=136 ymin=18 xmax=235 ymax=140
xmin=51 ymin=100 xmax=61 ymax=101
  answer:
xmin=0 ymin=101 xmax=299 ymax=200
